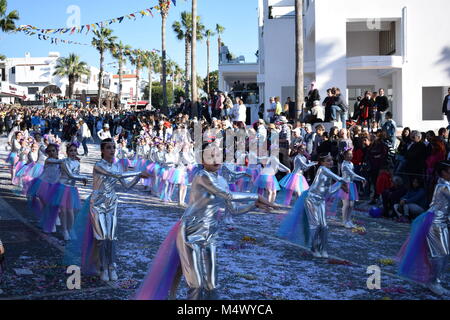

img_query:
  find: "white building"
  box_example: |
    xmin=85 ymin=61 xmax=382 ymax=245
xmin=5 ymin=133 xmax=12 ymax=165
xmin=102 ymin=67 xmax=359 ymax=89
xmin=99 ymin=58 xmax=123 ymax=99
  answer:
xmin=219 ymin=0 xmax=450 ymax=130
xmin=112 ymin=72 xmax=146 ymax=106
xmin=0 ymin=52 xmax=116 ymax=104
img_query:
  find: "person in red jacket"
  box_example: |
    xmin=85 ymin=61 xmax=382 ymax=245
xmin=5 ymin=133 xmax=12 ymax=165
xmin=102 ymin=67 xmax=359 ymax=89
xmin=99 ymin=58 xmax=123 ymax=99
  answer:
xmin=376 ymin=166 xmax=393 ymax=203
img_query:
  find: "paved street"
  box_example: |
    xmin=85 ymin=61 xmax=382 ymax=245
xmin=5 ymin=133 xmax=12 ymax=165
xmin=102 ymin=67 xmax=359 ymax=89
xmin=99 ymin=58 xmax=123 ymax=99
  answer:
xmin=0 ymin=136 xmax=447 ymax=300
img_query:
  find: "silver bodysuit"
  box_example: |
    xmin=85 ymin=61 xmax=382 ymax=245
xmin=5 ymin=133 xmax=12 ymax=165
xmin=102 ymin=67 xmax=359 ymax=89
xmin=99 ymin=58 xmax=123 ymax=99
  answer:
xmin=39 ymin=158 xmax=61 ymax=184
xmin=341 ymin=161 xmax=366 ymax=183
xmin=59 ymin=158 xmax=88 ymax=187
xmin=292 ymin=154 xmax=316 ymax=175
xmin=427 ymin=178 xmax=450 ymax=258
xmin=89 ymin=159 xmax=142 ymax=241
xmin=176 ymin=169 xmax=259 ymax=299
xmin=221 ymin=163 xmax=248 ymax=184
xmin=304 ymin=166 xmax=347 ymax=254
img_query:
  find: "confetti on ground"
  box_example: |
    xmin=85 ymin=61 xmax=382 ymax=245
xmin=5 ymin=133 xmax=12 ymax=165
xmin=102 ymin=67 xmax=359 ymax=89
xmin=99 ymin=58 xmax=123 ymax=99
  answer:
xmin=327 ymin=259 xmax=352 ymax=266
xmin=236 ymin=273 xmax=257 ymax=281
xmin=378 ymin=259 xmax=395 ymax=266
xmin=13 ymin=268 xmax=34 ymax=275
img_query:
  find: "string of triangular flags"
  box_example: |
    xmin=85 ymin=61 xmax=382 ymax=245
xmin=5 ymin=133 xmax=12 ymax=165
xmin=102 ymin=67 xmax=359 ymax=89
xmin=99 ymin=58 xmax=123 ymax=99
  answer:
xmin=15 ymin=0 xmax=176 ymax=36
xmin=22 ymin=30 xmax=91 ymax=46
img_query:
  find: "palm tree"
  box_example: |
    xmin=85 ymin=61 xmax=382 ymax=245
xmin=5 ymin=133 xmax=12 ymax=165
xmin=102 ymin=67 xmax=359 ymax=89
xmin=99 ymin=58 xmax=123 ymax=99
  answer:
xmin=166 ymin=59 xmax=177 ymax=105
xmin=128 ymin=49 xmax=145 ymax=109
xmin=159 ymin=0 xmax=172 ymax=115
xmin=111 ymin=41 xmax=132 ymax=107
xmin=0 ymin=0 xmax=19 ymax=32
xmin=141 ymin=50 xmax=161 ymax=107
xmin=215 ymin=24 xmax=225 ymax=63
xmin=204 ymin=29 xmax=215 ymax=95
xmin=53 ymin=53 xmax=90 ymax=99
xmin=295 ymin=0 xmax=304 ymax=119
xmin=92 ymin=28 xmax=117 ymax=108
xmin=172 ymin=11 xmax=205 ymax=101
xmin=191 ymin=0 xmax=198 ymax=117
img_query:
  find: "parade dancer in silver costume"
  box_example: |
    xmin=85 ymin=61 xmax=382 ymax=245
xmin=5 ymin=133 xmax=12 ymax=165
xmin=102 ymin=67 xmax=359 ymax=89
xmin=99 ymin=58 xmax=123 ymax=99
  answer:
xmin=57 ymin=143 xmax=89 ymax=241
xmin=424 ymin=161 xmax=450 ymax=295
xmin=89 ymin=139 xmax=151 ymax=282
xmin=220 ymin=161 xmax=252 ymax=224
xmin=398 ymin=161 xmax=450 ymax=296
xmin=279 ymin=144 xmax=317 ymax=206
xmin=339 ymin=149 xmax=366 ymax=229
xmin=305 ymin=154 xmax=348 ymax=258
xmin=175 ymin=142 xmax=277 ymax=300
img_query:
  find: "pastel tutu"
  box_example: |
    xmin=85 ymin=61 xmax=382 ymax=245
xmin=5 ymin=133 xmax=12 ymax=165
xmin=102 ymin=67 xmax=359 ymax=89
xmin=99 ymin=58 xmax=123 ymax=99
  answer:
xmin=5 ymin=152 xmax=18 ymax=166
xmin=279 ymin=173 xmax=309 ymax=194
xmin=254 ymin=174 xmax=280 ymax=191
xmin=170 ymin=168 xmax=188 ymax=185
xmin=336 ymin=182 xmax=359 ymax=201
xmin=40 ymin=183 xmax=81 ymax=233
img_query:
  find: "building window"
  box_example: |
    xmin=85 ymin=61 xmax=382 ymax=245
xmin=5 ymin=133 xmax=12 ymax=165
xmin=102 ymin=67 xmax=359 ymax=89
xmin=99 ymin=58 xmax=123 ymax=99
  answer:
xmin=28 ymin=87 xmax=39 ymax=95
xmin=11 ymin=67 xmax=15 ymax=74
xmin=30 ymin=66 xmax=35 ymax=71
xmin=379 ymin=22 xmax=396 ymax=55
xmin=422 ymin=87 xmax=446 ymax=121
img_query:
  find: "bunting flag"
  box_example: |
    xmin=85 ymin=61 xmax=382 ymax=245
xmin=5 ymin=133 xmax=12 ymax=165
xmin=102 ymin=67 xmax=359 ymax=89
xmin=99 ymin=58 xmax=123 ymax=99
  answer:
xmin=15 ymin=1 xmax=176 ymax=36
xmin=23 ymin=30 xmax=90 ymax=46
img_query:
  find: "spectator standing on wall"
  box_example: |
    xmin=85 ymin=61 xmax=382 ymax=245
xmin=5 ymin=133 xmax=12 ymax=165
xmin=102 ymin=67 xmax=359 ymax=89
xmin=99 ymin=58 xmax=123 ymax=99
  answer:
xmin=376 ymin=88 xmax=390 ymax=125
xmin=443 ymin=87 xmax=450 ymax=129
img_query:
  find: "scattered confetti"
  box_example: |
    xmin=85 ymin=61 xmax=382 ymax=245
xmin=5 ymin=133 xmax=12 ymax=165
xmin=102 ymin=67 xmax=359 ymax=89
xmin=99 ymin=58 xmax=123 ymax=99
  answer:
xmin=242 ymin=236 xmax=257 ymax=243
xmin=378 ymin=259 xmax=395 ymax=266
xmin=352 ymin=226 xmax=367 ymax=235
xmin=13 ymin=268 xmax=34 ymax=276
xmin=327 ymin=259 xmax=352 ymax=266
xmin=382 ymin=287 xmax=407 ymax=294
xmin=236 ymin=273 xmax=257 ymax=281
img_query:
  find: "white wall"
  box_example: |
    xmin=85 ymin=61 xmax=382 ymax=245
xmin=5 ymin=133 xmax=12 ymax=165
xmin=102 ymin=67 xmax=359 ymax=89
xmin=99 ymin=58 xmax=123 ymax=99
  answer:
xmin=262 ymin=13 xmax=295 ymax=107
xmin=346 ymin=31 xmax=379 ymax=57
xmin=313 ymin=0 xmax=450 ymax=130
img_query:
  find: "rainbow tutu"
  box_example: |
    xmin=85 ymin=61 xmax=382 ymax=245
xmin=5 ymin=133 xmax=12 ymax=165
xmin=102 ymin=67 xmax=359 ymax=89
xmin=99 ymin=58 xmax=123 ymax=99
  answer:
xmin=336 ymin=182 xmax=359 ymax=201
xmin=254 ymin=174 xmax=280 ymax=191
xmin=5 ymin=152 xmax=18 ymax=166
xmin=26 ymin=178 xmax=55 ymax=218
xmin=170 ymin=168 xmax=188 ymax=185
xmin=397 ymin=211 xmax=435 ymax=283
xmin=40 ymin=183 xmax=81 ymax=233
xmin=279 ymin=173 xmax=309 ymax=194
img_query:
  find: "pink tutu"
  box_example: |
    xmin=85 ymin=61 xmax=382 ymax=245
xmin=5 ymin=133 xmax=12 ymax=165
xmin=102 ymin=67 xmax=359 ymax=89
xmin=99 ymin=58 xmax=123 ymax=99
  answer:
xmin=336 ymin=182 xmax=359 ymax=201
xmin=279 ymin=173 xmax=309 ymax=194
xmin=254 ymin=174 xmax=280 ymax=192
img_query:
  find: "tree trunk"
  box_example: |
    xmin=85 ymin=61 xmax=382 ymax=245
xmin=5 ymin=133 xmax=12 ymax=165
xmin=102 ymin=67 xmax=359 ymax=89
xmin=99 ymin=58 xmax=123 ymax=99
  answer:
xmin=185 ymin=38 xmax=191 ymax=100
xmin=161 ymin=13 xmax=169 ymax=115
xmin=148 ymin=62 xmax=153 ymax=107
xmin=295 ymin=0 xmax=304 ymax=120
xmin=191 ymin=0 xmax=198 ymax=118
xmin=118 ymin=52 xmax=123 ymax=107
xmin=98 ymin=49 xmax=104 ymax=109
xmin=135 ymin=62 xmax=140 ymax=109
xmin=207 ymin=38 xmax=210 ymax=95
xmin=68 ymin=76 xmax=75 ymax=99
xmin=218 ymin=36 xmax=221 ymax=63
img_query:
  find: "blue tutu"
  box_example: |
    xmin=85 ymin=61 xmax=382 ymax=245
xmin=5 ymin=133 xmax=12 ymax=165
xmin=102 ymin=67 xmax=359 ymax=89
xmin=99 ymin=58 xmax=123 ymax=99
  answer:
xmin=254 ymin=174 xmax=280 ymax=191
xmin=170 ymin=168 xmax=188 ymax=185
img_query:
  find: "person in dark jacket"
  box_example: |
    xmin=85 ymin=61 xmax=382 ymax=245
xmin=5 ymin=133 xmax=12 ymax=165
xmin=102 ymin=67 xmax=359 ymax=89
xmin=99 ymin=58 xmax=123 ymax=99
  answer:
xmin=330 ymin=88 xmax=348 ymax=125
xmin=404 ymin=130 xmax=427 ymax=184
xmin=393 ymin=178 xmax=428 ymax=221
xmin=443 ymin=87 xmax=450 ymax=128
xmin=376 ymin=88 xmax=390 ymax=124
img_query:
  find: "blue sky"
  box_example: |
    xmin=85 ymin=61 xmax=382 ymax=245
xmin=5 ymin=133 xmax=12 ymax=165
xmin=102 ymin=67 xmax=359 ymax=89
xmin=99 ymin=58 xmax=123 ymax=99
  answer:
xmin=0 ymin=0 xmax=259 ymax=78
